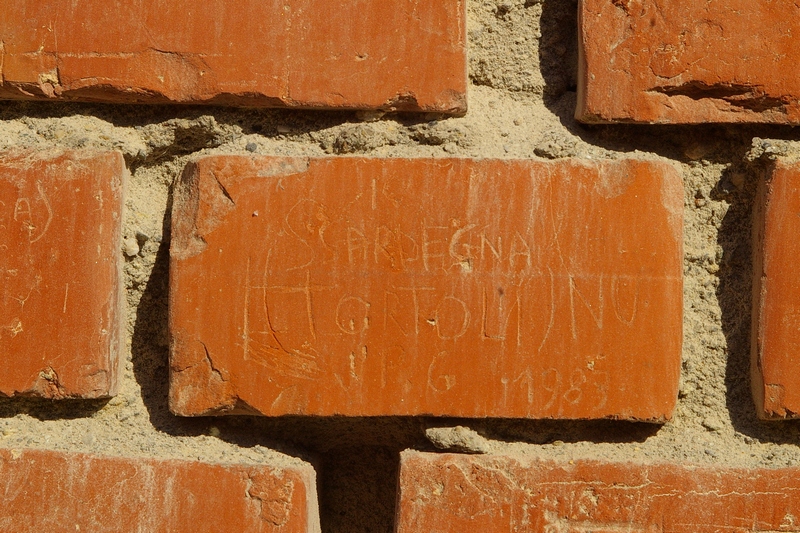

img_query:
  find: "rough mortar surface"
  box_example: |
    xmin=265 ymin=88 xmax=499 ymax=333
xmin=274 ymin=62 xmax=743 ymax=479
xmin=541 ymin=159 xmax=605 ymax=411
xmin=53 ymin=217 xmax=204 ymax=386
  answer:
xmin=1 ymin=1 xmax=800 ymax=531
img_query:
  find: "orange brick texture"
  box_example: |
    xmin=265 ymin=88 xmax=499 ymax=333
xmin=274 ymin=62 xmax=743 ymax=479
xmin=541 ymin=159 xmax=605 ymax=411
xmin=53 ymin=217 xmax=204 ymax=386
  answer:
xmin=0 ymin=150 xmax=124 ymax=399
xmin=0 ymin=1 xmax=466 ymax=113
xmin=0 ymin=448 xmax=320 ymax=533
xmin=752 ymin=160 xmax=800 ymax=419
xmin=578 ymin=0 xmax=800 ymax=124
xmin=397 ymin=451 xmax=800 ymax=533
xmin=168 ymin=156 xmax=683 ymax=419
xmin=3 ymin=0 xmax=798 ymax=530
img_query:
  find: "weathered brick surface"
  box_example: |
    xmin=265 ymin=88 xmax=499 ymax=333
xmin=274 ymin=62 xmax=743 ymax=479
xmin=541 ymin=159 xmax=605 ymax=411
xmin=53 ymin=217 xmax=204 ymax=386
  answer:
xmin=169 ymin=156 xmax=683 ymax=419
xmin=578 ymin=0 xmax=800 ymax=124
xmin=0 ymin=1 xmax=466 ymax=113
xmin=752 ymin=160 xmax=800 ymax=419
xmin=397 ymin=451 xmax=800 ymax=532
xmin=0 ymin=448 xmax=320 ymax=532
xmin=0 ymin=150 xmax=124 ymax=399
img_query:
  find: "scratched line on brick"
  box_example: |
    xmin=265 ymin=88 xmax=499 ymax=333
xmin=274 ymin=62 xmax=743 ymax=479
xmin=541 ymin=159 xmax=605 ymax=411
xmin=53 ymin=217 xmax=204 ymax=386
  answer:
xmin=0 ymin=150 xmax=124 ymax=399
xmin=397 ymin=453 xmax=800 ymax=533
xmin=0 ymin=0 xmax=466 ymax=112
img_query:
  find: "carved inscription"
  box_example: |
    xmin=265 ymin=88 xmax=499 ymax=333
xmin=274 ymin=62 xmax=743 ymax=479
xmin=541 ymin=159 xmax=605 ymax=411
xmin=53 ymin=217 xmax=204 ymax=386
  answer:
xmin=242 ymin=210 xmax=633 ymax=413
xmin=173 ymin=157 xmax=682 ymax=418
xmin=397 ymin=454 xmax=800 ymax=533
xmin=0 ymin=150 xmax=124 ymax=399
xmin=0 ymin=180 xmax=53 ymax=339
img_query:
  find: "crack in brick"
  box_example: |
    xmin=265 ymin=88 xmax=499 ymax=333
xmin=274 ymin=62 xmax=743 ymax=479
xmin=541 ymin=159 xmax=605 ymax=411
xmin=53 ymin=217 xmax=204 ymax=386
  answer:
xmin=648 ymin=82 xmax=790 ymax=113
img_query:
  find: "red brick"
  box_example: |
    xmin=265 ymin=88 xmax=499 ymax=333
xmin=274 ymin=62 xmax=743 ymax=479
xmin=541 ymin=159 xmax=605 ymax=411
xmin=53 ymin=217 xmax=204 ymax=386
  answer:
xmin=0 ymin=150 xmax=124 ymax=399
xmin=578 ymin=0 xmax=800 ymax=124
xmin=169 ymin=156 xmax=683 ymax=419
xmin=397 ymin=451 xmax=800 ymax=532
xmin=0 ymin=1 xmax=466 ymax=113
xmin=0 ymin=448 xmax=319 ymax=532
xmin=752 ymin=160 xmax=800 ymax=419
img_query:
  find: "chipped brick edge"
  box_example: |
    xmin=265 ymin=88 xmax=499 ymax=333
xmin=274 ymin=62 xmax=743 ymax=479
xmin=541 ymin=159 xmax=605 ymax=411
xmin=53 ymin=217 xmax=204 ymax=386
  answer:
xmin=168 ymin=156 xmax=311 ymax=416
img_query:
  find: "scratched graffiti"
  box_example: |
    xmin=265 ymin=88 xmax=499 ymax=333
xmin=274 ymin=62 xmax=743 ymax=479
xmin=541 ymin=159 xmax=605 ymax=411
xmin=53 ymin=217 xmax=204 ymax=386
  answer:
xmin=397 ymin=454 xmax=800 ymax=533
xmin=174 ymin=158 xmax=682 ymax=416
xmin=0 ymin=180 xmax=53 ymax=340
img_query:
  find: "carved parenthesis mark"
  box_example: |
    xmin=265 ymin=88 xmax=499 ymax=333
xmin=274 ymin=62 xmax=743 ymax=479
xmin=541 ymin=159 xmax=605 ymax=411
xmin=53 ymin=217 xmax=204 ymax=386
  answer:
xmin=29 ymin=181 xmax=53 ymax=243
xmin=434 ymin=296 xmax=470 ymax=340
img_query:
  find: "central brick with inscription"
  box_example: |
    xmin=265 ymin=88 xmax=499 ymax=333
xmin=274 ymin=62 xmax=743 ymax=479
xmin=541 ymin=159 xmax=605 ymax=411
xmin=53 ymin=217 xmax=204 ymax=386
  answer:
xmin=169 ymin=157 xmax=683 ymax=419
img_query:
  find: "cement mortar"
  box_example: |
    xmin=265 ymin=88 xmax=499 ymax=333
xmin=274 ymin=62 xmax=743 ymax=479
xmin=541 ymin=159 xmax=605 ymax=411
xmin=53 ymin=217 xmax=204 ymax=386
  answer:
xmin=2 ymin=0 xmax=800 ymax=531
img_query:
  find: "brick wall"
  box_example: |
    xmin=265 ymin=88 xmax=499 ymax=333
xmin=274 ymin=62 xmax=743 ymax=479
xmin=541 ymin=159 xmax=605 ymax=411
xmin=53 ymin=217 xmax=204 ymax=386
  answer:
xmin=2 ymin=1 xmax=799 ymax=531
